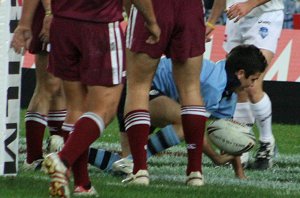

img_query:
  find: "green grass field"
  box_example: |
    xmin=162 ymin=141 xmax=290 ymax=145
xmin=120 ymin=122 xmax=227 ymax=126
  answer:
xmin=0 ymin=110 xmax=300 ymax=198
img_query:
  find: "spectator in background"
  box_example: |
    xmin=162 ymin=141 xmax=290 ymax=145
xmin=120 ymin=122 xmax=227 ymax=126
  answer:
xmin=283 ymin=0 xmax=297 ymax=28
xmin=296 ymin=0 xmax=300 ymax=13
xmin=294 ymin=0 xmax=300 ymax=29
xmin=204 ymin=0 xmax=227 ymax=25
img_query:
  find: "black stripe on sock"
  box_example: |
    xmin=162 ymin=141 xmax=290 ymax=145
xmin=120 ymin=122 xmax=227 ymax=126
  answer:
xmin=100 ymin=151 xmax=112 ymax=170
xmin=147 ymin=140 xmax=157 ymax=156
xmin=157 ymin=131 xmax=170 ymax=150
xmin=88 ymin=147 xmax=97 ymax=164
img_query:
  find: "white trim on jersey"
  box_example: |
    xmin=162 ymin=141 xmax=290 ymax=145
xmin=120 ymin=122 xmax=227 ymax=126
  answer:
xmin=108 ymin=22 xmax=119 ymax=84
xmin=114 ymin=21 xmax=124 ymax=83
xmin=126 ymin=5 xmax=138 ymax=49
xmin=108 ymin=21 xmax=124 ymax=84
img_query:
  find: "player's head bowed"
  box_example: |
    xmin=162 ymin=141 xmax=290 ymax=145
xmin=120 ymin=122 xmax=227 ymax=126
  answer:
xmin=226 ymin=44 xmax=267 ymax=78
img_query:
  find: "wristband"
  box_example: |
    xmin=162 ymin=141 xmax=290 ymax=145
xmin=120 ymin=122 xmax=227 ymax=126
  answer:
xmin=45 ymin=10 xmax=52 ymax=16
xmin=206 ymin=22 xmax=215 ymax=29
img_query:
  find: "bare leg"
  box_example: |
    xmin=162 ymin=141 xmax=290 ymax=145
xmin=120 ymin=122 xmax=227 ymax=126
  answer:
xmin=28 ymin=53 xmax=62 ymax=113
xmin=124 ymin=50 xmax=159 ymax=174
xmin=25 ymin=53 xmax=64 ymax=163
xmin=173 ymin=56 xmax=207 ymax=177
xmin=243 ymin=49 xmax=275 ymax=169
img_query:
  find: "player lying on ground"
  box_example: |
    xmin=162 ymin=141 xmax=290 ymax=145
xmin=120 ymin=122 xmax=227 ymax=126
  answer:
xmin=89 ymin=44 xmax=268 ymax=179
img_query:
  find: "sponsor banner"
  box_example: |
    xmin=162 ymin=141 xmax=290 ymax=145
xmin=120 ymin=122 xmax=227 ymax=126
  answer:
xmin=0 ymin=0 xmax=22 ymax=176
xmin=22 ymin=25 xmax=300 ymax=82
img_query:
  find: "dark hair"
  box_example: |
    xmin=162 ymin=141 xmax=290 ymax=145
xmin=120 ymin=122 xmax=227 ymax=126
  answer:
xmin=225 ymin=44 xmax=267 ymax=78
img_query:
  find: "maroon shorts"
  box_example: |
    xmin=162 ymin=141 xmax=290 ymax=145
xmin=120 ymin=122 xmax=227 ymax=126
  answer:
xmin=126 ymin=0 xmax=205 ymax=61
xmin=28 ymin=3 xmax=47 ymax=54
xmin=48 ymin=17 xmax=125 ymax=86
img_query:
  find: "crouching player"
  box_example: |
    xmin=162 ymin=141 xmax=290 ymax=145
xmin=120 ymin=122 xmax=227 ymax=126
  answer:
xmin=89 ymin=44 xmax=267 ymax=180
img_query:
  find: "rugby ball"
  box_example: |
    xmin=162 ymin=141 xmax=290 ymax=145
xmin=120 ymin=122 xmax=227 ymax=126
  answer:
xmin=207 ymin=119 xmax=255 ymax=155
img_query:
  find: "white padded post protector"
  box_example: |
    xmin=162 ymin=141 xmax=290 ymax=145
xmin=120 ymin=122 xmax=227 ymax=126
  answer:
xmin=0 ymin=0 xmax=22 ymax=176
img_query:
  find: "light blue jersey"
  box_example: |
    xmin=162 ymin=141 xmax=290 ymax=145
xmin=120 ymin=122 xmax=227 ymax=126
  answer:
xmin=152 ymin=57 xmax=237 ymax=118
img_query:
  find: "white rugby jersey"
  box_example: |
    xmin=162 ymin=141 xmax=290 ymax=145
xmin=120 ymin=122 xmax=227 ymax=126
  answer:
xmin=226 ymin=0 xmax=284 ymax=16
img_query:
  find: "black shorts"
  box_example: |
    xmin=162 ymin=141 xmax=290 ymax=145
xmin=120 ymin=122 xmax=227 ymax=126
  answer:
xmin=117 ymin=85 xmax=164 ymax=132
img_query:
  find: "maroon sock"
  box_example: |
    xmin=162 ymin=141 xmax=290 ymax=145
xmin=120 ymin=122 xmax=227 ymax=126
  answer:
xmin=125 ymin=110 xmax=150 ymax=174
xmin=72 ymin=149 xmax=90 ymax=187
xmin=61 ymin=123 xmax=74 ymax=142
xmin=181 ymin=106 xmax=208 ymax=175
xmin=48 ymin=109 xmax=66 ymax=136
xmin=25 ymin=112 xmax=47 ymax=163
xmin=59 ymin=113 xmax=104 ymax=167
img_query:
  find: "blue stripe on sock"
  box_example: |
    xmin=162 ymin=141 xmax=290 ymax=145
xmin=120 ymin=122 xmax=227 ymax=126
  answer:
xmin=147 ymin=134 xmax=164 ymax=158
xmin=105 ymin=153 xmax=121 ymax=171
xmin=146 ymin=125 xmax=180 ymax=158
xmin=163 ymin=125 xmax=180 ymax=146
xmin=94 ymin=149 xmax=105 ymax=168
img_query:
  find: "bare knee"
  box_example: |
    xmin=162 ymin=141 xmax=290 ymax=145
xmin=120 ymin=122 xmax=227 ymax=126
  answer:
xmin=87 ymin=84 xmax=123 ymax=126
xmin=36 ymin=75 xmax=63 ymax=99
